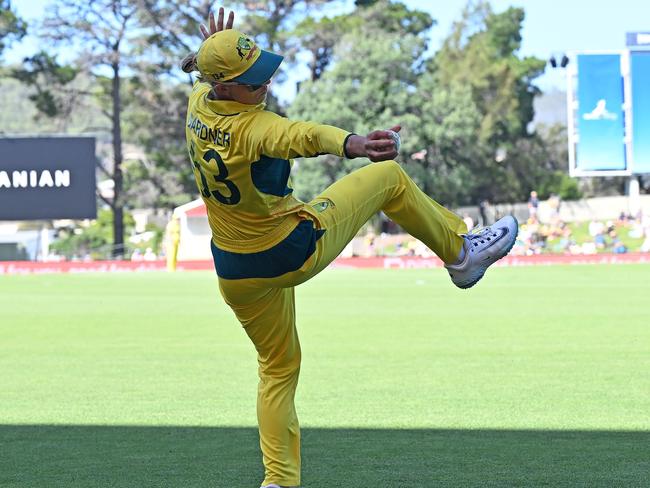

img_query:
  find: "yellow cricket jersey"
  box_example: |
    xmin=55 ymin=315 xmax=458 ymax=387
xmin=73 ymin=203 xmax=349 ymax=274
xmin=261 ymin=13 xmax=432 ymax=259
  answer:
xmin=185 ymin=81 xmax=350 ymax=256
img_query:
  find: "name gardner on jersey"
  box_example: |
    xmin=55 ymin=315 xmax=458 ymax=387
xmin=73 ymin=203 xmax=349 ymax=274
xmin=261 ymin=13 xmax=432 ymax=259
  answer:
xmin=187 ymin=113 xmax=231 ymax=147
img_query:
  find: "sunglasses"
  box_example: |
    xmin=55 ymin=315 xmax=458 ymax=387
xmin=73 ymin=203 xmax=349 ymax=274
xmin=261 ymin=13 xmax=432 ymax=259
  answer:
xmin=242 ymin=83 xmax=264 ymax=92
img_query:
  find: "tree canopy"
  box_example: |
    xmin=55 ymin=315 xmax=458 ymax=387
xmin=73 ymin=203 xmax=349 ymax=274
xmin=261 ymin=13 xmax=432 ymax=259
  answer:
xmin=0 ymin=0 xmax=26 ymax=58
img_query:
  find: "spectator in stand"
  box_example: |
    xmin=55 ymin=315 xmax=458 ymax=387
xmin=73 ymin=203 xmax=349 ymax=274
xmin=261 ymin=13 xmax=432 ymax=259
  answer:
xmin=143 ymin=248 xmax=157 ymax=261
xmin=516 ymin=219 xmax=545 ymax=255
xmin=611 ymin=231 xmax=628 ymax=254
xmin=641 ymin=214 xmax=650 ymax=252
xmin=628 ymin=214 xmax=645 ymax=239
xmin=547 ymin=193 xmax=561 ymax=222
xmin=613 ymin=242 xmax=628 ymax=254
xmin=641 ymin=226 xmax=650 ymax=253
xmin=363 ymin=231 xmax=377 ymax=257
xmin=553 ymin=224 xmax=574 ymax=253
xmin=594 ymin=231 xmax=607 ymax=250
xmin=528 ymin=191 xmax=539 ymax=220
xmin=589 ymin=219 xmax=604 ymax=238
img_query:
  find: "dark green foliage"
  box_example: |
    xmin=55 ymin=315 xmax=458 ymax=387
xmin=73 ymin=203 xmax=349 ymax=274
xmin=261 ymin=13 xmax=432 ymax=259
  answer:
xmin=120 ymin=75 xmax=197 ymax=210
xmin=417 ymin=1 xmax=548 ymax=205
xmin=11 ymin=52 xmax=80 ymax=118
xmin=0 ymin=0 xmax=26 ymax=57
xmin=289 ymin=1 xmax=432 ymax=200
xmin=290 ymin=1 xmax=552 ymax=206
xmin=292 ymin=0 xmax=433 ymax=81
xmin=49 ymin=209 xmax=135 ymax=259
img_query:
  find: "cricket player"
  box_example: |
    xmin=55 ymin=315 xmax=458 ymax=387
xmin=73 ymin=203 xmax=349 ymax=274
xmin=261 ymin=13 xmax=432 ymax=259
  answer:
xmin=182 ymin=8 xmax=518 ymax=487
xmin=165 ymin=215 xmax=181 ymax=272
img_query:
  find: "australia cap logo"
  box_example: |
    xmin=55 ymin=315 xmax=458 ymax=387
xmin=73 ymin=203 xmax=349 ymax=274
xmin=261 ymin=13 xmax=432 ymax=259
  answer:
xmin=236 ymin=36 xmax=258 ymax=61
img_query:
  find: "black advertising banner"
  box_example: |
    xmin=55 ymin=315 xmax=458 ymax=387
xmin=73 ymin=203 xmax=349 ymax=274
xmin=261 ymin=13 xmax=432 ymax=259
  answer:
xmin=0 ymin=137 xmax=97 ymax=220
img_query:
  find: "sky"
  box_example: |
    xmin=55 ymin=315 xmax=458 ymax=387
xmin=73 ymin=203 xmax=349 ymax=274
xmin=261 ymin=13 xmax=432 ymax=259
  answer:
xmin=6 ymin=0 xmax=648 ymax=99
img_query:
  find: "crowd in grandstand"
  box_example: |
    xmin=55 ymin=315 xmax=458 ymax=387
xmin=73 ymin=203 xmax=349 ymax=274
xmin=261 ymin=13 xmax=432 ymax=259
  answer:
xmin=354 ymin=208 xmax=650 ymax=259
xmin=511 ymin=213 xmax=647 ymax=256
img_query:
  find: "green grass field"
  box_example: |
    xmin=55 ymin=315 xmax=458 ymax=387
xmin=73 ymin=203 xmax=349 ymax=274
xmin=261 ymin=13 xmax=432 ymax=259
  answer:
xmin=1 ymin=265 xmax=649 ymax=487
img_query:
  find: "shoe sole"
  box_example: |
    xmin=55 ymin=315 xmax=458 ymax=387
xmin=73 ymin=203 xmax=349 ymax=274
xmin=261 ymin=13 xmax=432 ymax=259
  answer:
xmin=456 ymin=218 xmax=519 ymax=289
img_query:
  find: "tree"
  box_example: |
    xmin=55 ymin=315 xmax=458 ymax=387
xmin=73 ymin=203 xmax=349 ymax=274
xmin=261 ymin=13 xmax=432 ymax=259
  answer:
xmin=529 ymin=123 xmax=580 ymax=200
xmin=292 ymin=0 xmax=434 ymax=82
xmin=408 ymin=75 xmax=484 ymax=206
xmin=288 ymin=1 xmax=433 ymax=200
xmin=35 ymin=0 xmax=141 ymax=257
xmin=135 ymin=0 xmax=211 ymax=67
xmin=11 ymin=53 xmax=84 ymax=131
xmin=0 ymin=0 xmax=26 ymax=58
xmin=421 ymin=1 xmax=547 ymax=204
xmin=226 ymin=0 xmax=338 ymax=67
xmin=292 ymin=15 xmax=349 ymax=82
xmin=120 ymin=76 xmax=197 ymax=210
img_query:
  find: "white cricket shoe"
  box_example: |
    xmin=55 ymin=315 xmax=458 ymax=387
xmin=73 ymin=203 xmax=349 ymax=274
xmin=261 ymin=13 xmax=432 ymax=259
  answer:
xmin=445 ymin=215 xmax=518 ymax=289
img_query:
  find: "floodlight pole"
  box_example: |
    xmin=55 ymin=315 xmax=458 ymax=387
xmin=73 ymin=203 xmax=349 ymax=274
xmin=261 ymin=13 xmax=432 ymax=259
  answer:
xmin=627 ymin=177 xmax=641 ymax=217
xmin=548 ymin=52 xmax=580 ymax=177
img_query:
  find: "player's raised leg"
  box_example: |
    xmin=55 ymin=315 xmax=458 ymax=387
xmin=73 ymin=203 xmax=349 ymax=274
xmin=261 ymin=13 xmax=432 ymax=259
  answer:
xmin=303 ymin=160 xmax=465 ymax=275
xmin=316 ymin=161 xmax=467 ymax=262
xmin=300 ymin=160 xmax=516 ymax=288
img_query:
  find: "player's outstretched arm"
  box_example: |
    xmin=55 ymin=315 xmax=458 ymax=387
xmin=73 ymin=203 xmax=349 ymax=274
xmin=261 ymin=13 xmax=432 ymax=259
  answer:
xmin=345 ymin=125 xmax=401 ymax=162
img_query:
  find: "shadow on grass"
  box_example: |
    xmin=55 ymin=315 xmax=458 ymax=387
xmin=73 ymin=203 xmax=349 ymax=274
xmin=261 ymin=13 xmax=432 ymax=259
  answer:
xmin=1 ymin=425 xmax=648 ymax=487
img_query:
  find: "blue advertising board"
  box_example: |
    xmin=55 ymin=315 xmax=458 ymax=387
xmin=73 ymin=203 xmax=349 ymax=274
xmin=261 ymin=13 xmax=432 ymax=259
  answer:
xmin=575 ymin=54 xmax=627 ymax=171
xmin=630 ymin=51 xmax=650 ymax=173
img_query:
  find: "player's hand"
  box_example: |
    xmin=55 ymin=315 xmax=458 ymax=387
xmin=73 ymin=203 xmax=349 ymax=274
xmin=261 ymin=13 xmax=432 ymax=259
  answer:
xmin=200 ymin=6 xmax=235 ymax=39
xmin=364 ymin=125 xmax=401 ymax=162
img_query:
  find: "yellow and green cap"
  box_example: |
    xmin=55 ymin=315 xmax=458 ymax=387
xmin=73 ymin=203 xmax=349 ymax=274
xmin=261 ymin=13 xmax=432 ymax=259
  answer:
xmin=196 ymin=29 xmax=283 ymax=85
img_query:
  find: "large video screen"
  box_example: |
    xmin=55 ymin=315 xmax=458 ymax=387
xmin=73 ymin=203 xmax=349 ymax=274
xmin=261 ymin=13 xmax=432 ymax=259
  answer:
xmin=575 ymin=54 xmax=627 ymax=172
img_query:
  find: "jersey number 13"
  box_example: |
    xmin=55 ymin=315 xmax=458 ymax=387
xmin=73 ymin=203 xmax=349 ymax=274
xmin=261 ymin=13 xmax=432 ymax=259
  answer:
xmin=192 ymin=147 xmax=241 ymax=205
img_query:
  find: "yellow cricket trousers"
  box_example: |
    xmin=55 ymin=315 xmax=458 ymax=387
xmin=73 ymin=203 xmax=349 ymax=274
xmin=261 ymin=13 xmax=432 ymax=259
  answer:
xmin=217 ymin=161 xmax=467 ymax=486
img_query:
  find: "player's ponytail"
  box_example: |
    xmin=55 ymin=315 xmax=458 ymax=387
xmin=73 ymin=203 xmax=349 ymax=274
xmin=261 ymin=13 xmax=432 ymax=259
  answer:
xmin=181 ymin=52 xmax=198 ymax=74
